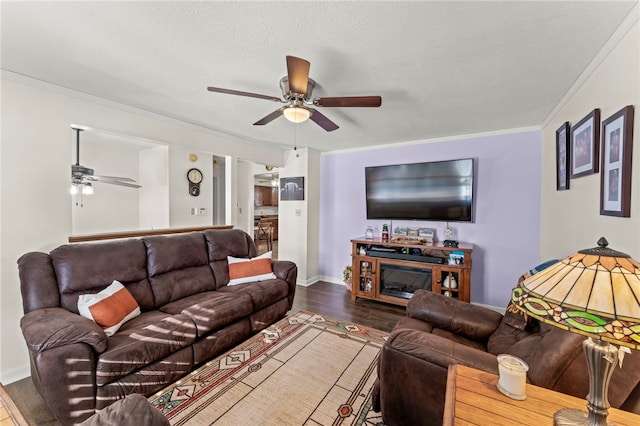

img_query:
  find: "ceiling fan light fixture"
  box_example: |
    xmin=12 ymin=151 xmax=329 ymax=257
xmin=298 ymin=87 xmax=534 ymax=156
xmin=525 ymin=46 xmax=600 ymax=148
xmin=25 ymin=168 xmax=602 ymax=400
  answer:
xmin=283 ymin=106 xmax=311 ymax=123
xmin=82 ymin=183 xmax=94 ymax=195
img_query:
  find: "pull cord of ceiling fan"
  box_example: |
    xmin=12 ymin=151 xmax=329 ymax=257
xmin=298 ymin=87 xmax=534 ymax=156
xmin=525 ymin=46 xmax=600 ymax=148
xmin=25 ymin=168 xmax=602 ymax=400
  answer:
xmin=293 ymin=122 xmax=300 ymax=158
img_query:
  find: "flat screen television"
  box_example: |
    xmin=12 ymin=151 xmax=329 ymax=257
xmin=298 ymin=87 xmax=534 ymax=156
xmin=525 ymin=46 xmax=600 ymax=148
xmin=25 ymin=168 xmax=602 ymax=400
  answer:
xmin=365 ymin=158 xmax=474 ymax=222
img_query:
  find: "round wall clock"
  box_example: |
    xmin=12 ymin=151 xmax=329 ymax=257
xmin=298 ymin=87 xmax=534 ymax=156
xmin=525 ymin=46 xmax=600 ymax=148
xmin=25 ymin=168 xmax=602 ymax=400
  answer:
xmin=187 ymin=168 xmax=203 ymax=196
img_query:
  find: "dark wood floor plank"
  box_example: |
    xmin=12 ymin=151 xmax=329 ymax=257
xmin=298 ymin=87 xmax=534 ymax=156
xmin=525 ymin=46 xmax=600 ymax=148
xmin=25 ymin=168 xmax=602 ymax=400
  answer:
xmin=5 ymin=281 xmax=405 ymax=425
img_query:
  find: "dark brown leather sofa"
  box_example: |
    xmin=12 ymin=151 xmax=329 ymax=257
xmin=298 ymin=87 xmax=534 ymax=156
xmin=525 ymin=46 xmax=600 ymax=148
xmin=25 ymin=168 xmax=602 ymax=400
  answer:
xmin=18 ymin=229 xmax=297 ymax=425
xmin=373 ymin=290 xmax=640 ymax=426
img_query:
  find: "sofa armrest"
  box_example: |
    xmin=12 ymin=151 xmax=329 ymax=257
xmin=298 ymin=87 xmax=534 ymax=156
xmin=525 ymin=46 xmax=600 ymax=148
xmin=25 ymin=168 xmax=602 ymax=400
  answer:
xmin=378 ymin=328 xmax=499 ymax=426
xmin=272 ymin=260 xmax=297 ymax=309
xmin=407 ymin=289 xmax=503 ymax=342
xmin=272 ymin=260 xmax=296 ymax=281
xmin=20 ymin=307 xmax=107 ymax=354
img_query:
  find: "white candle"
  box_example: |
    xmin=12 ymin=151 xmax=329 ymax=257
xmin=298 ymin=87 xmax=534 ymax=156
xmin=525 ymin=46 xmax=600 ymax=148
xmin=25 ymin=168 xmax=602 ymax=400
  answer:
xmin=496 ymin=354 xmax=529 ymax=400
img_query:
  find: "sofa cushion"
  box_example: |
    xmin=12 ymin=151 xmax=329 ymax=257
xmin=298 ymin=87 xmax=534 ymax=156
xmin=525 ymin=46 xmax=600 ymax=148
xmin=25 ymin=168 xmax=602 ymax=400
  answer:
xmin=204 ymin=229 xmax=257 ymax=289
xmin=227 ymin=251 xmax=276 ymax=285
xmin=95 ymin=311 xmax=196 ymax=386
xmin=96 ymin=347 xmax=194 ymax=411
xmin=78 ymin=280 xmax=141 ymax=336
xmin=51 ymin=239 xmax=153 ymax=313
xmin=218 ymin=279 xmax=289 ymax=311
xmin=159 ymin=291 xmax=253 ymax=337
xmin=144 ymin=233 xmax=216 ymax=306
xmin=432 ymin=328 xmax=487 ymax=352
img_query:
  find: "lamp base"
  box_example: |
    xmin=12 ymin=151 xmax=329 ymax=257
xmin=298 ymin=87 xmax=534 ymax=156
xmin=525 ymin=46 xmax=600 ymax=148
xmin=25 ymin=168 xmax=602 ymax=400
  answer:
xmin=553 ymin=408 xmax=614 ymax=426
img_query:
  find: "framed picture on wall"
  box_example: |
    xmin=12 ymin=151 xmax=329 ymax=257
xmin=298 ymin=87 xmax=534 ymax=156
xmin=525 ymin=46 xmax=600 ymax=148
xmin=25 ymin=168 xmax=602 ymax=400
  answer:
xmin=570 ymin=109 xmax=600 ymax=178
xmin=600 ymin=105 xmax=634 ymax=217
xmin=280 ymin=177 xmax=305 ymax=201
xmin=556 ymin=122 xmax=570 ymax=191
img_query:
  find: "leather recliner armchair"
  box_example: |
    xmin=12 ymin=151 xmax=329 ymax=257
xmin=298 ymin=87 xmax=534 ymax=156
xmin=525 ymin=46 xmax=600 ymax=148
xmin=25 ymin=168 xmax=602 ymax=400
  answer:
xmin=373 ymin=290 xmax=640 ymax=426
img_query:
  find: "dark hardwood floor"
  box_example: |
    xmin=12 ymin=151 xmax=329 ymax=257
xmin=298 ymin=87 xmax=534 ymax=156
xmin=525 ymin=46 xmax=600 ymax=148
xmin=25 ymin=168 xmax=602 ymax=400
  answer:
xmin=5 ymin=281 xmax=405 ymax=425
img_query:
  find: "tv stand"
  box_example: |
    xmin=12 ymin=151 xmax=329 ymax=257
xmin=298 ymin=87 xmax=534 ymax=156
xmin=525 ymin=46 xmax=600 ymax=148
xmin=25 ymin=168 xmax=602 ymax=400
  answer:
xmin=351 ymin=238 xmax=472 ymax=306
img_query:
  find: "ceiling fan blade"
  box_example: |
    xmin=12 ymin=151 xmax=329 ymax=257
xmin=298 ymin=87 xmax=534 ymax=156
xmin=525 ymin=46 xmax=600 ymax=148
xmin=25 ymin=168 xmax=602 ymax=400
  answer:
xmin=82 ymin=176 xmax=141 ymax=188
xmin=314 ymin=96 xmax=382 ymax=108
xmin=91 ymin=175 xmax=136 ymax=182
xmin=103 ymin=180 xmax=142 ymax=188
xmin=286 ymin=56 xmax=310 ymax=95
xmin=309 ymin=108 xmax=339 ymax=132
xmin=207 ymin=86 xmax=282 ymax=102
xmin=254 ymin=108 xmax=285 ymax=126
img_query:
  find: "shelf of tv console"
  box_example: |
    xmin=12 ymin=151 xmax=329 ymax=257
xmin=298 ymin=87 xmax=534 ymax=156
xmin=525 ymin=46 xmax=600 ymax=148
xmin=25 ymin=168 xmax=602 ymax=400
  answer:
xmin=350 ymin=237 xmax=473 ymax=306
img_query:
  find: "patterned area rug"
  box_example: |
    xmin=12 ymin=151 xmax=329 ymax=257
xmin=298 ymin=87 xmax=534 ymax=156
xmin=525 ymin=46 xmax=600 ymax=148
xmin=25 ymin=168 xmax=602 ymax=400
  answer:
xmin=149 ymin=311 xmax=388 ymax=425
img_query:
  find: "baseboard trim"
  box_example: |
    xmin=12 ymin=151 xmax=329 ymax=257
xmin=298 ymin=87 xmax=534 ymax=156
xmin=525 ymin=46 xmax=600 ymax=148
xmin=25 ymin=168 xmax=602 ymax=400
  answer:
xmin=0 ymin=366 xmax=30 ymax=385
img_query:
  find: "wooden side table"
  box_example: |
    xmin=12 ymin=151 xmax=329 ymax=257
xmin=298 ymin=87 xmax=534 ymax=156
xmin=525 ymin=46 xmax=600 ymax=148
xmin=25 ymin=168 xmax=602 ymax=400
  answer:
xmin=443 ymin=364 xmax=640 ymax=426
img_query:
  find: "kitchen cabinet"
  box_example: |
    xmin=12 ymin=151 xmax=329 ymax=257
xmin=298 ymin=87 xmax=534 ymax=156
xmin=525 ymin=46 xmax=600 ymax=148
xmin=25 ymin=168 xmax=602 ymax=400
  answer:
xmin=255 ymin=186 xmax=277 ymax=206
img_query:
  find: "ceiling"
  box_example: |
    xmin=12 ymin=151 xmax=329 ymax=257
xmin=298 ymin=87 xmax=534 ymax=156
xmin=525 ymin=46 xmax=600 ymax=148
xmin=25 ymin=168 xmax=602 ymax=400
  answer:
xmin=1 ymin=1 xmax=637 ymax=153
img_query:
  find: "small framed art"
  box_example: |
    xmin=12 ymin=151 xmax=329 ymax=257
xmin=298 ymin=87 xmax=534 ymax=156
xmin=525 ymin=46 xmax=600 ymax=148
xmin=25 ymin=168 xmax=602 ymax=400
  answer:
xmin=556 ymin=122 xmax=570 ymax=191
xmin=280 ymin=177 xmax=305 ymax=201
xmin=570 ymin=109 xmax=600 ymax=178
xmin=600 ymin=105 xmax=634 ymax=217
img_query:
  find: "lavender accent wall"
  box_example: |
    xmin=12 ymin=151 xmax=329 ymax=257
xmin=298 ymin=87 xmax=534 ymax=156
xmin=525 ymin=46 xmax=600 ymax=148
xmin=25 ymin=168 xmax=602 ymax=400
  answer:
xmin=319 ymin=129 xmax=542 ymax=307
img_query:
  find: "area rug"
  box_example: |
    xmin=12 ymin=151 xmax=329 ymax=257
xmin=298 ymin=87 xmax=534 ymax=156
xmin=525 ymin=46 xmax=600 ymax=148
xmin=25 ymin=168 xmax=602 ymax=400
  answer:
xmin=148 ymin=311 xmax=388 ymax=425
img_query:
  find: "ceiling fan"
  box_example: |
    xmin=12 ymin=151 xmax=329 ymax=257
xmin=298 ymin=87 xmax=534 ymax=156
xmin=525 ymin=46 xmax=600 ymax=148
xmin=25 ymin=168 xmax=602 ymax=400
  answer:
xmin=207 ymin=55 xmax=382 ymax=132
xmin=71 ymin=127 xmax=141 ymax=190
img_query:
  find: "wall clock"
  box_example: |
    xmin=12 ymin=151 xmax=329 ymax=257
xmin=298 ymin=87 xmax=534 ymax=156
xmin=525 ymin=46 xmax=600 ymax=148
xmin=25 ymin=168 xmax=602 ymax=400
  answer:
xmin=187 ymin=168 xmax=203 ymax=196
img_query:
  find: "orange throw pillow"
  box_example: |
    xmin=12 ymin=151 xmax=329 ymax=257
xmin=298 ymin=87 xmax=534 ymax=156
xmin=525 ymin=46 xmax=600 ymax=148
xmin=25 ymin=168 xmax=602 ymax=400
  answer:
xmin=78 ymin=280 xmax=141 ymax=336
xmin=227 ymin=251 xmax=276 ymax=285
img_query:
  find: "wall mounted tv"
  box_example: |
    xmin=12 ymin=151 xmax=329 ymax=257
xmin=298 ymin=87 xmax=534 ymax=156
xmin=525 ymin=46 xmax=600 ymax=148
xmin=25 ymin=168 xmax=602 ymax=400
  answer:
xmin=365 ymin=158 xmax=474 ymax=222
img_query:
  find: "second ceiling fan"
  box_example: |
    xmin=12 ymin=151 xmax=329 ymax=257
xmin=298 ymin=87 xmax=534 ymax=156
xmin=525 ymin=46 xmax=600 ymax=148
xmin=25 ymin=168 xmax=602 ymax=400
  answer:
xmin=207 ymin=56 xmax=382 ymax=132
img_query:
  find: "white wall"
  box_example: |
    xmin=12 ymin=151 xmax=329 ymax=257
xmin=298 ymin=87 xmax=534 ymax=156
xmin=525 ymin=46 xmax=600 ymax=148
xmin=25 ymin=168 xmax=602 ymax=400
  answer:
xmin=278 ymin=148 xmax=321 ymax=284
xmin=211 ymin=155 xmax=226 ymax=225
xmin=168 ymin=147 xmax=213 ymax=227
xmin=139 ymin=145 xmax=170 ymax=230
xmin=0 ymin=77 xmax=285 ymax=383
xmin=541 ymin=17 xmax=640 ymax=260
xmin=236 ymin=160 xmax=253 ymax=235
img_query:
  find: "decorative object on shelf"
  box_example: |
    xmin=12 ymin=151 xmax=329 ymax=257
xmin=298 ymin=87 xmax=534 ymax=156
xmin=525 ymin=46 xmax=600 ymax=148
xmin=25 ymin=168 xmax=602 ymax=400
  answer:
xmin=448 ymin=251 xmax=465 ymax=265
xmin=443 ymin=273 xmax=451 ymax=288
xmin=443 ymin=225 xmax=454 ymax=241
xmin=391 ymin=227 xmax=435 ymax=243
xmin=449 ymin=274 xmax=458 ymax=289
xmin=187 ymin=168 xmax=203 ymax=196
xmin=600 ymin=105 xmax=634 ymax=217
xmin=570 ymin=109 xmax=600 ymax=178
xmin=511 ymin=237 xmax=640 ymax=426
xmin=381 ymin=224 xmax=389 ymax=242
xmin=343 ymin=265 xmax=352 ymax=291
xmin=496 ymin=354 xmax=529 ymax=400
xmin=365 ymin=226 xmax=374 ymax=240
xmin=443 ymin=225 xmax=459 ymax=247
xmin=556 ymin=121 xmax=570 ymax=191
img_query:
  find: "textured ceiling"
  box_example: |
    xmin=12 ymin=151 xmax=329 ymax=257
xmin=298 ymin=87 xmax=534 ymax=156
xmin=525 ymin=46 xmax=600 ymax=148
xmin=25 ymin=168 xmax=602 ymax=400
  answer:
xmin=1 ymin=1 xmax=637 ymax=152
